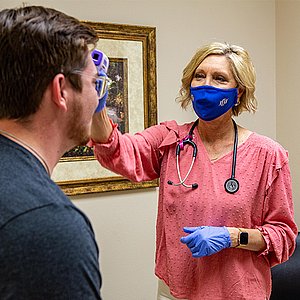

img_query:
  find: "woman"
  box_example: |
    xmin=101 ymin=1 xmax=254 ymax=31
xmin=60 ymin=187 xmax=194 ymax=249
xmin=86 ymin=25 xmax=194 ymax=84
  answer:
xmin=90 ymin=42 xmax=297 ymax=300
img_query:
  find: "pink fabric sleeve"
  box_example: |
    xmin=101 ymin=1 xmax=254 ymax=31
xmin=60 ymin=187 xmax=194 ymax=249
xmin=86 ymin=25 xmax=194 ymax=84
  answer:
xmin=91 ymin=122 xmax=171 ymax=182
xmin=256 ymin=150 xmax=298 ymax=267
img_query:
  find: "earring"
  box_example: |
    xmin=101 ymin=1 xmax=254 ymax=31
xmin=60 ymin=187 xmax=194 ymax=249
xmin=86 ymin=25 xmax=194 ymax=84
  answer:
xmin=235 ymin=99 xmax=240 ymax=106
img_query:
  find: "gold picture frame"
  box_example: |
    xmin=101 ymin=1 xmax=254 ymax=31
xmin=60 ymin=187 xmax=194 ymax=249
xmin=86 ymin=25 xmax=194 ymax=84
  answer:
xmin=52 ymin=22 xmax=158 ymax=196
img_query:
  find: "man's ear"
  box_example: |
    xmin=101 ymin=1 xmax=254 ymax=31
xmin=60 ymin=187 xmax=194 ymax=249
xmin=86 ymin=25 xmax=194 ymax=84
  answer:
xmin=51 ymin=74 xmax=69 ymax=112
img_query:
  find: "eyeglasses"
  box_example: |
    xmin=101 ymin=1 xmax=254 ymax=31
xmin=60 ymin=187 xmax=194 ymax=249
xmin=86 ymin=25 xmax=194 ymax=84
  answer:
xmin=70 ymin=70 xmax=112 ymax=99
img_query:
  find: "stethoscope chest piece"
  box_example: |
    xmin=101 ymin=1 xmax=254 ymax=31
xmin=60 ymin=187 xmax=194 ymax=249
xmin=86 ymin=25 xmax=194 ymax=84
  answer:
xmin=224 ymin=178 xmax=239 ymax=194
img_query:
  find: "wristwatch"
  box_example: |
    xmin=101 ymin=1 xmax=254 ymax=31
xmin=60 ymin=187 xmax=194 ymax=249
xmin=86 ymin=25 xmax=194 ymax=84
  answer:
xmin=238 ymin=228 xmax=248 ymax=246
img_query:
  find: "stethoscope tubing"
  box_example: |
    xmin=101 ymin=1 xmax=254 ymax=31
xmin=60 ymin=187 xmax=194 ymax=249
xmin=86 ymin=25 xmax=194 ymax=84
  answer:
xmin=231 ymin=120 xmax=238 ymax=179
xmin=168 ymin=118 xmax=239 ymax=193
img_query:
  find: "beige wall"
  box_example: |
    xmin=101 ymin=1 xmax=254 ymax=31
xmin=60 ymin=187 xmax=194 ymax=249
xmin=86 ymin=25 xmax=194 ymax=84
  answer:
xmin=2 ymin=0 xmax=299 ymax=299
xmin=276 ymin=0 xmax=300 ymax=227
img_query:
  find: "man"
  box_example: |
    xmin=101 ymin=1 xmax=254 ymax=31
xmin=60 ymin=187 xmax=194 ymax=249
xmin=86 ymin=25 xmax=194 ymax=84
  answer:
xmin=0 ymin=6 xmax=102 ymax=299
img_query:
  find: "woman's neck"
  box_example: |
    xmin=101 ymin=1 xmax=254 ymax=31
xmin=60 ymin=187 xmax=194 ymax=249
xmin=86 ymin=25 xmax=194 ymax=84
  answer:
xmin=197 ymin=116 xmax=235 ymax=145
xmin=196 ymin=116 xmax=237 ymax=161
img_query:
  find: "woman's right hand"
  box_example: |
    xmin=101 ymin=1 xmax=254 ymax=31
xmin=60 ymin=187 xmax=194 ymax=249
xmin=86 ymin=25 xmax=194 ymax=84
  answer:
xmin=90 ymin=108 xmax=113 ymax=143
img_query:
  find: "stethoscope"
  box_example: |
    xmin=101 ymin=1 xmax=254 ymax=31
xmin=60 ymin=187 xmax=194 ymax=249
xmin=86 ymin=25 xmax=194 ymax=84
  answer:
xmin=167 ymin=118 xmax=239 ymax=194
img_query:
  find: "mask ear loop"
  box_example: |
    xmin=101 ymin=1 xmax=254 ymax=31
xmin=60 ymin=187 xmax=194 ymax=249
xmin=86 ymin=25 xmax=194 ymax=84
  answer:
xmin=235 ymin=84 xmax=244 ymax=106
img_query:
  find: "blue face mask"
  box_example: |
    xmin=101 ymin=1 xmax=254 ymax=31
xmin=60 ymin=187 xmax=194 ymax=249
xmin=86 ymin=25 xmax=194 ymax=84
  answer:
xmin=190 ymin=85 xmax=238 ymax=121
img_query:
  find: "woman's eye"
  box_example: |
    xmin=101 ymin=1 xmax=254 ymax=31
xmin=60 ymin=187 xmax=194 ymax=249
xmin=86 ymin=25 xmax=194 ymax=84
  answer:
xmin=194 ymin=73 xmax=205 ymax=79
xmin=215 ymin=76 xmax=226 ymax=82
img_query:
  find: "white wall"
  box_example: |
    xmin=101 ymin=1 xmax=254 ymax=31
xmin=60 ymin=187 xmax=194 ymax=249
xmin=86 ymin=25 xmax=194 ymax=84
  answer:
xmin=1 ymin=0 xmax=291 ymax=299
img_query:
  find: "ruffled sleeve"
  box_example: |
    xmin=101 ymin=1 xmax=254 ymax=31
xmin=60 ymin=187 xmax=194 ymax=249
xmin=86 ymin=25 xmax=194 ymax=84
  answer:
xmin=256 ymin=146 xmax=298 ymax=266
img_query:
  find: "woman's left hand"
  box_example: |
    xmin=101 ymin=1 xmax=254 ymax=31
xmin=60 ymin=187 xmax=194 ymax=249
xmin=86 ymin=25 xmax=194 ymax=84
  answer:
xmin=180 ymin=226 xmax=231 ymax=257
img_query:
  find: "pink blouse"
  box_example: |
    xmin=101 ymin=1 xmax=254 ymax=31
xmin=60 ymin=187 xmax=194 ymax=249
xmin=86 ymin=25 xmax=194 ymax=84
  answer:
xmin=92 ymin=120 xmax=297 ymax=300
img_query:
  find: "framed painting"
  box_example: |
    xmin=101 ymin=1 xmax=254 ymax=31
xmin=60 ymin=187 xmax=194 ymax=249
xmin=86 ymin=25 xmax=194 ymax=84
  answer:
xmin=51 ymin=22 xmax=158 ymax=196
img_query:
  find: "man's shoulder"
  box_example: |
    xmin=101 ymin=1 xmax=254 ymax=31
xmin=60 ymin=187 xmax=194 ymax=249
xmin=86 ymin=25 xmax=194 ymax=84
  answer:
xmin=1 ymin=203 xmax=94 ymax=243
xmin=0 ymin=137 xmax=75 ymax=228
xmin=0 ymin=203 xmax=101 ymax=299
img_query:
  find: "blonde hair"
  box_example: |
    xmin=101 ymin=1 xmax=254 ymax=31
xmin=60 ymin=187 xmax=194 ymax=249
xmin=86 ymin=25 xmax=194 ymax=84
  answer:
xmin=178 ymin=42 xmax=257 ymax=115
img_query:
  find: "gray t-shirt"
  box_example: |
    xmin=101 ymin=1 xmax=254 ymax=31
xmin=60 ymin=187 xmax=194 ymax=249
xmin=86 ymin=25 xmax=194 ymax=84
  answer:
xmin=0 ymin=135 xmax=102 ymax=299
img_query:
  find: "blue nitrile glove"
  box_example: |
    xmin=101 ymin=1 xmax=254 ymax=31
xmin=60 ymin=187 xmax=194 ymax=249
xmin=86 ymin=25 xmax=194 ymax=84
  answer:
xmin=180 ymin=226 xmax=231 ymax=258
xmin=93 ymin=56 xmax=110 ymax=112
xmin=94 ymin=68 xmax=109 ymax=113
xmin=95 ymin=90 xmax=108 ymax=113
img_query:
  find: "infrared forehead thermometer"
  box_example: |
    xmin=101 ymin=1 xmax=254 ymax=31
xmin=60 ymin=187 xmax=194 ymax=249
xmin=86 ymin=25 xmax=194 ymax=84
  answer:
xmin=91 ymin=49 xmax=110 ymax=112
xmin=91 ymin=49 xmax=109 ymax=73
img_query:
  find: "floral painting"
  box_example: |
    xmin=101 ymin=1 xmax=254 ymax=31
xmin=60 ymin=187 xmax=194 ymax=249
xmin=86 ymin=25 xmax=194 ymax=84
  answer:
xmin=53 ymin=21 xmax=157 ymax=195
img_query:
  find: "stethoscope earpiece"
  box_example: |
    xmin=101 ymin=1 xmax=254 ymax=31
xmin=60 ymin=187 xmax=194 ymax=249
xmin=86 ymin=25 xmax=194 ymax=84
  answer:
xmin=167 ymin=118 xmax=239 ymax=194
xmin=192 ymin=183 xmax=198 ymax=189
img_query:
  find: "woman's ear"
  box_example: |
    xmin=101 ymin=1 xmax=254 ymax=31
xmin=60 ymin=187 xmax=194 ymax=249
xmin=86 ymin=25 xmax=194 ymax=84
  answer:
xmin=237 ymin=86 xmax=244 ymax=99
xmin=51 ymin=74 xmax=69 ymax=112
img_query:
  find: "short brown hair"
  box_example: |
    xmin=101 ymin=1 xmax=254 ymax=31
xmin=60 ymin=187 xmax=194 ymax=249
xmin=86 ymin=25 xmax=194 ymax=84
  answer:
xmin=177 ymin=42 xmax=257 ymax=116
xmin=0 ymin=6 xmax=98 ymax=120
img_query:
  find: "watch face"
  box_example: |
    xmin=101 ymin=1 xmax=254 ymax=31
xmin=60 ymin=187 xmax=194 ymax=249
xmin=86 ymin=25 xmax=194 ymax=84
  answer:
xmin=240 ymin=232 xmax=249 ymax=245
